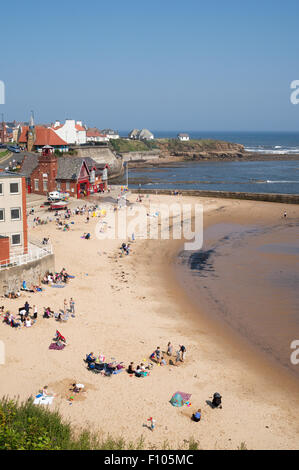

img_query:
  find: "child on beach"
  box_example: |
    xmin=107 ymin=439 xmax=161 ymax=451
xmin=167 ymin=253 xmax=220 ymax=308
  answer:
xmin=147 ymin=417 xmax=156 ymax=431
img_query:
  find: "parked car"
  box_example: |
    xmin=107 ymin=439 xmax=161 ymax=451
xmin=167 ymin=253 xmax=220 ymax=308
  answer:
xmin=7 ymin=145 xmax=20 ymax=153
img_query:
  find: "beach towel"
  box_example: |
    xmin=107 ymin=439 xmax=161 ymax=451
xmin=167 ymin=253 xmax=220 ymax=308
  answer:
xmin=34 ymin=396 xmax=54 ymax=405
xmin=49 ymin=343 xmax=65 ymax=350
xmin=173 ymin=391 xmax=192 ymax=401
xmin=113 ymin=369 xmax=123 ymax=375
xmin=51 ymin=284 xmax=65 ymax=288
xmin=68 ymin=275 xmax=75 ymax=279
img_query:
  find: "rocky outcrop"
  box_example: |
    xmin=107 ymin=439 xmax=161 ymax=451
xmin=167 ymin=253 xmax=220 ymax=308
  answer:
xmin=156 ymin=139 xmax=245 ymax=159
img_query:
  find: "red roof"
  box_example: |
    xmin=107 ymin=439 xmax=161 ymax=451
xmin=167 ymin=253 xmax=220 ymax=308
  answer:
xmin=75 ymin=124 xmax=85 ymax=131
xmin=19 ymin=126 xmax=67 ymax=146
xmin=86 ymin=130 xmax=106 ymax=137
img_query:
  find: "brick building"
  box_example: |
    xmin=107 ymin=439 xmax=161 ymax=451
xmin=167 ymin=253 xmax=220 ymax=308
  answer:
xmin=23 ymin=146 xmax=104 ymax=198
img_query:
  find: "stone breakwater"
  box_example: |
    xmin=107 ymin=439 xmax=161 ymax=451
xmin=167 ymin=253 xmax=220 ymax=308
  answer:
xmin=131 ymin=188 xmax=299 ymax=205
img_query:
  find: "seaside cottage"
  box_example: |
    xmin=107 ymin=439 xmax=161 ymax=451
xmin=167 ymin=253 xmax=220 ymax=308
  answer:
xmin=178 ymin=133 xmax=190 ymax=141
xmin=138 ymin=129 xmax=154 ymax=140
xmin=86 ymin=129 xmax=109 ymax=143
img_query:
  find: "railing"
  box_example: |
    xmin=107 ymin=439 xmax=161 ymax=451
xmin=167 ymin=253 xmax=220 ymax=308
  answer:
xmin=0 ymin=240 xmax=53 ymax=269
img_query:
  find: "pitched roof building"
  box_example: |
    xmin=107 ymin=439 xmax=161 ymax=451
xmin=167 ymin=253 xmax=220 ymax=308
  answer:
xmin=19 ymin=126 xmax=68 ymax=152
xmin=23 ymin=147 xmax=106 ymax=198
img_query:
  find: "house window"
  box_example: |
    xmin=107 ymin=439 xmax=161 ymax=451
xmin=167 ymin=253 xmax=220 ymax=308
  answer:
xmin=43 ymin=180 xmax=48 ymax=191
xmin=11 ymin=208 xmax=21 ymax=220
xmin=34 ymin=179 xmax=39 ymax=191
xmin=66 ymin=182 xmax=70 ymax=190
xmin=57 ymin=182 xmax=61 ymax=191
xmin=10 ymin=182 xmax=19 ymax=194
xmin=0 ymin=183 xmax=3 ymax=195
xmin=11 ymin=233 xmax=21 ymax=246
xmin=0 ymin=209 xmax=4 ymax=221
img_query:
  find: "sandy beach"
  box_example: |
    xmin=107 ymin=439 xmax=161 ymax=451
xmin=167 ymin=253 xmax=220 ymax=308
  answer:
xmin=0 ymin=192 xmax=299 ymax=450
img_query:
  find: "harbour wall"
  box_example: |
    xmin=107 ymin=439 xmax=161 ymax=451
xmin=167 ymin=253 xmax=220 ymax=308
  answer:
xmin=131 ymin=188 xmax=299 ymax=204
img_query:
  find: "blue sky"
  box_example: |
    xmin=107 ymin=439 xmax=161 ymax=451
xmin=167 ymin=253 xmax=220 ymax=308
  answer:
xmin=0 ymin=0 xmax=299 ymax=131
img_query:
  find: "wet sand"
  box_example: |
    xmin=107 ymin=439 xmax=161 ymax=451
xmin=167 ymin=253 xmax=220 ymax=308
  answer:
xmin=175 ymin=220 xmax=299 ymax=379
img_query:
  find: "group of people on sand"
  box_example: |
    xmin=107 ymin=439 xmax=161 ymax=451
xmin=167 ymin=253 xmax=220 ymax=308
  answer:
xmin=127 ymin=362 xmax=152 ymax=377
xmin=43 ymin=297 xmax=75 ymax=321
xmin=85 ymin=342 xmax=187 ymax=380
xmin=120 ymin=242 xmax=130 ymax=256
xmin=86 ymin=352 xmax=125 ymax=376
xmin=3 ymin=301 xmax=38 ymax=328
xmin=42 ymin=268 xmax=70 ymax=285
xmin=150 ymin=343 xmax=186 ymax=365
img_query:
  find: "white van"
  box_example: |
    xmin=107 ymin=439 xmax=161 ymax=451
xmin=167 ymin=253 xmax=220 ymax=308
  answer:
xmin=48 ymin=191 xmax=61 ymax=201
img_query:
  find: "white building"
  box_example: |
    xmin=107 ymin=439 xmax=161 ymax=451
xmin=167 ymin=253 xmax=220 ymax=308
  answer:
xmin=178 ymin=133 xmax=190 ymax=141
xmin=86 ymin=129 xmax=109 ymax=143
xmin=101 ymin=129 xmax=119 ymax=140
xmin=52 ymin=119 xmax=87 ymax=145
xmin=138 ymin=129 xmax=154 ymax=140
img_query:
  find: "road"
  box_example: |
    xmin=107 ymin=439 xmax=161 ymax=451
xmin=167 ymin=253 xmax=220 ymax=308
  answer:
xmin=0 ymin=150 xmax=35 ymax=170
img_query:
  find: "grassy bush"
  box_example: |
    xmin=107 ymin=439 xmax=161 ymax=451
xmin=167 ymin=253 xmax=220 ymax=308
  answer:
xmin=0 ymin=398 xmax=200 ymax=450
xmin=110 ymin=139 xmax=158 ymax=153
xmin=0 ymin=150 xmax=9 ymax=159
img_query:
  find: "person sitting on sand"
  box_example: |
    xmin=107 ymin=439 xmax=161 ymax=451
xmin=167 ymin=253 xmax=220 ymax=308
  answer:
xmin=135 ymin=365 xmax=142 ymax=377
xmin=160 ymin=356 xmax=167 ymax=366
xmin=87 ymin=352 xmax=96 ymax=363
xmin=192 ymin=409 xmax=201 ymax=422
xmin=128 ymin=362 xmax=135 ymax=374
xmin=25 ymin=318 xmax=32 ymax=327
xmin=155 ymin=346 xmax=161 ymax=363
xmin=72 ymin=383 xmax=84 ymax=393
xmin=212 ymin=393 xmax=222 ymax=408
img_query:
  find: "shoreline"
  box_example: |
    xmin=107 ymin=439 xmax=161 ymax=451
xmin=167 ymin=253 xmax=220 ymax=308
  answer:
xmin=0 ymin=194 xmax=299 ymax=449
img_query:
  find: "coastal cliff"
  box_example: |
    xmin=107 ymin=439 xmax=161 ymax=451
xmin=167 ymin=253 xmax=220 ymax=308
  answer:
xmin=155 ymin=138 xmax=245 ymax=159
xmin=111 ymin=138 xmax=245 ymax=167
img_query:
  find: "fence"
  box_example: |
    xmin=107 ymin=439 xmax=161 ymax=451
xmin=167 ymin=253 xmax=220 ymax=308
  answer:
xmin=0 ymin=239 xmax=53 ymax=269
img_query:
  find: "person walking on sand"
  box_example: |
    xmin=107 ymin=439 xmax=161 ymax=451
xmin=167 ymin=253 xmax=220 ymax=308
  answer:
xmin=167 ymin=342 xmax=173 ymax=356
xmin=70 ymin=298 xmax=75 ymax=315
xmin=63 ymin=299 xmax=67 ymax=314
xmin=180 ymin=344 xmax=186 ymax=362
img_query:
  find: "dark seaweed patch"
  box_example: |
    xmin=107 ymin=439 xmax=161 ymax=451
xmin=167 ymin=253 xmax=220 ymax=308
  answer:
xmin=188 ymin=249 xmax=215 ymax=273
